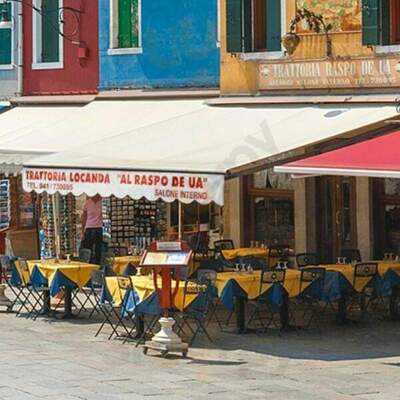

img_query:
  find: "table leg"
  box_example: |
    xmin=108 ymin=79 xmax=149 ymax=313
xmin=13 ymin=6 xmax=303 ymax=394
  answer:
xmin=337 ymin=297 xmax=348 ymax=325
xmin=235 ymin=296 xmax=246 ymax=334
xmin=280 ymin=293 xmax=290 ymax=330
xmin=63 ymin=287 xmax=73 ymax=319
xmin=390 ymin=285 xmax=400 ymax=320
xmin=134 ymin=314 xmax=145 ymax=339
xmin=42 ymin=290 xmax=51 ymax=314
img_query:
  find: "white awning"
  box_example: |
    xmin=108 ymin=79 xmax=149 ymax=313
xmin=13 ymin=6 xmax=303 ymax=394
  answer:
xmin=20 ymin=101 xmax=399 ymax=205
xmin=0 ymin=100 xmax=205 ymax=175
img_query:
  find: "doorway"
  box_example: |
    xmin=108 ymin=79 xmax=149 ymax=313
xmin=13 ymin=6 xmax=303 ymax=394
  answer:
xmin=316 ymin=176 xmax=357 ymax=263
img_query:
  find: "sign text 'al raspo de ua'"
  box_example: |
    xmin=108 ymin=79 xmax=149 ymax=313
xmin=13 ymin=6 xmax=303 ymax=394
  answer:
xmin=22 ymin=168 xmax=225 ymax=206
xmin=259 ymin=57 xmax=400 ymax=90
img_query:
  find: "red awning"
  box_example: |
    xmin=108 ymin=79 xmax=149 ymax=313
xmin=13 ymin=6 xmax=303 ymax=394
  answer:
xmin=274 ymin=130 xmax=400 ymax=178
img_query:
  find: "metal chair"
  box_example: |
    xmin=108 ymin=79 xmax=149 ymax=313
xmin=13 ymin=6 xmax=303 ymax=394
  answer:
xmin=296 ymin=267 xmax=326 ymax=330
xmin=341 ymin=248 xmax=362 ymax=263
xmin=347 ymin=262 xmax=378 ymax=321
xmin=95 ymin=276 xmax=136 ymax=340
xmin=175 ymin=277 xmax=214 ymax=346
xmin=247 ymin=269 xmax=286 ymax=333
xmin=268 ymin=245 xmax=291 ymax=269
xmin=78 ymin=248 xmax=92 ymax=263
xmin=296 ymin=253 xmax=320 ymax=269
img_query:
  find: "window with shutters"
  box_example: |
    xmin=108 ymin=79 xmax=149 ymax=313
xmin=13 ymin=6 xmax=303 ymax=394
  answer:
xmin=362 ymin=0 xmax=400 ymax=47
xmin=226 ymin=0 xmax=284 ymax=54
xmin=32 ymin=0 xmax=63 ymax=69
xmin=0 ymin=2 xmax=12 ymax=67
xmin=108 ymin=0 xmax=142 ymax=55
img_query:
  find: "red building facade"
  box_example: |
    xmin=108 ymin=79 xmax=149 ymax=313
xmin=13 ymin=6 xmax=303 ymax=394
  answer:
xmin=23 ymin=0 xmax=98 ymax=95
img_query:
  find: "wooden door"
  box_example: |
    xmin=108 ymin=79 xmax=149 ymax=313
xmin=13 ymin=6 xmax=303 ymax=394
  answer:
xmin=316 ymin=177 xmax=357 ymax=263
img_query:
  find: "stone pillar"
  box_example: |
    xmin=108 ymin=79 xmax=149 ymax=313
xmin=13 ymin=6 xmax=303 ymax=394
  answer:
xmin=223 ymin=177 xmax=243 ymax=247
xmin=356 ymin=177 xmax=373 ymax=260
xmin=294 ymin=178 xmax=307 ymax=254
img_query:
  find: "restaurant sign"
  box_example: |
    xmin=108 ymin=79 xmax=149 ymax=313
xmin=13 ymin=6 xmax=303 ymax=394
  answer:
xmin=259 ymin=57 xmax=400 ymax=90
xmin=22 ymin=168 xmax=225 ymax=205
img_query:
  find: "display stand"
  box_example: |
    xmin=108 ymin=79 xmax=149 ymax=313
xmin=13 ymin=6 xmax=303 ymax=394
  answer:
xmin=140 ymin=241 xmax=193 ymax=358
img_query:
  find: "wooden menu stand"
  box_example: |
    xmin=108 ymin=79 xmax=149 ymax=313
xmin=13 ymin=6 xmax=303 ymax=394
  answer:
xmin=141 ymin=241 xmax=193 ymax=358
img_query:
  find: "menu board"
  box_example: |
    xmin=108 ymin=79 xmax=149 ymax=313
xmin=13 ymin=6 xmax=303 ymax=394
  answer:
xmin=141 ymin=251 xmax=190 ymax=266
xmin=0 ymin=179 xmax=10 ymax=230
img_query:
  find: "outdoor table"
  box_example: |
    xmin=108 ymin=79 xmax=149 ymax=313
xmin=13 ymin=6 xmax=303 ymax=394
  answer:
xmin=311 ymin=261 xmax=400 ymax=323
xmin=103 ymin=275 xmax=204 ymax=338
xmin=222 ymin=248 xmax=269 ymax=260
xmin=25 ymin=260 xmax=99 ymax=318
xmin=215 ymin=270 xmax=311 ymax=333
xmin=112 ymin=256 xmax=143 ymax=275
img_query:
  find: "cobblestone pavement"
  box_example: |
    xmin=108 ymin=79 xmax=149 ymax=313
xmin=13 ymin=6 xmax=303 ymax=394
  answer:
xmin=1 ymin=308 xmax=400 ymax=400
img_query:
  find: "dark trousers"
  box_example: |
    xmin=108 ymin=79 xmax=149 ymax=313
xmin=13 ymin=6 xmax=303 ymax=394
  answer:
xmin=81 ymin=227 xmax=103 ymax=264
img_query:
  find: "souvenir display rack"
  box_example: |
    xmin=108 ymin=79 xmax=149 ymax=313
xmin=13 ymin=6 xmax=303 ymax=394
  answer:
xmin=59 ymin=194 xmax=78 ymax=256
xmin=108 ymin=196 xmax=167 ymax=249
xmin=0 ymin=179 xmax=10 ymax=231
xmin=39 ymin=193 xmax=56 ymax=258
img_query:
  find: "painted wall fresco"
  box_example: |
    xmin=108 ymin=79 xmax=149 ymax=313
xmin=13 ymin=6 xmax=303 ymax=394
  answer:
xmin=296 ymin=0 xmax=361 ymax=33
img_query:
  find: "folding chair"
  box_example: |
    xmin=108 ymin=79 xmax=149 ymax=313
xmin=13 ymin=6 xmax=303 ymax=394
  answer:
xmin=347 ymin=262 xmax=378 ymax=321
xmin=296 ymin=253 xmax=320 ymax=269
xmin=295 ymin=267 xmax=326 ymax=330
xmin=0 ymin=255 xmax=19 ymax=312
xmin=95 ymin=276 xmax=135 ymax=340
xmin=247 ymin=269 xmax=286 ymax=333
xmin=175 ymin=277 xmax=214 ymax=346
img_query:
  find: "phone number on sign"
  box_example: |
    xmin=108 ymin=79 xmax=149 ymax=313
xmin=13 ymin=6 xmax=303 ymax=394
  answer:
xmin=25 ymin=182 xmax=74 ymax=191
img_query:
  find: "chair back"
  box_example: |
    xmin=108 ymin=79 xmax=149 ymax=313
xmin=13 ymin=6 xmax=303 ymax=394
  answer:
xmin=341 ymin=248 xmax=362 ymax=263
xmin=17 ymin=258 xmax=30 ymax=286
xmin=353 ymin=262 xmax=377 ymax=281
xmin=260 ymin=269 xmax=285 ymax=292
xmin=0 ymin=255 xmax=10 ymax=281
xmin=299 ymin=267 xmax=325 ymax=294
xmin=296 ymin=253 xmax=319 ymax=269
xmin=197 ymin=269 xmax=217 ymax=285
xmin=79 ymin=248 xmax=92 ymax=263
xmin=91 ymin=269 xmax=105 ymax=288
xmin=123 ymin=263 xmax=137 ymax=277
xmin=183 ymin=279 xmax=212 ymax=315
xmin=116 ymin=276 xmax=136 ymax=309
xmin=268 ymin=244 xmax=291 ymax=269
xmin=214 ymin=240 xmax=234 ymax=252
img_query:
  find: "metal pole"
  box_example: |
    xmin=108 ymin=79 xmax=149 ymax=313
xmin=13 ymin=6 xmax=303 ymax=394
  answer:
xmin=178 ymin=202 xmax=182 ymax=240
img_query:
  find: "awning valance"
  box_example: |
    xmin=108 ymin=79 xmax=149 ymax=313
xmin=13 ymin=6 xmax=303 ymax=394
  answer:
xmin=274 ymin=130 xmax=400 ymax=179
xmin=18 ymin=100 xmax=399 ymax=205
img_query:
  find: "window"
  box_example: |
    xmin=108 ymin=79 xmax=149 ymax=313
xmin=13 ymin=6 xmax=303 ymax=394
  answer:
xmin=226 ymin=0 xmax=283 ymax=53
xmin=243 ymin=172 xmax=295 ymax=249
xmin=362 ymin=0 xmax=400 ymax=46
xmin=109 ymin=0 xmax=142 ymax=55
xmin=0 ymin=2 xmax=12 ymax=67
xmin=32 ymin=0 xmax=63 ymax=68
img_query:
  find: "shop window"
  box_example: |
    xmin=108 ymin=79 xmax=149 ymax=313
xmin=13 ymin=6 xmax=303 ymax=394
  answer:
xmin=32 ymin=0 xmax=63 ymax=68
xmin=244 ymin=172 xmax=295 ymax=249
xmin=362 ymin=0 xmax=400 ymax=46
xmin=109 ymin=0 xmax=142 ymax=54
xmin=226 ymin=0 xmax=283 ymax=53
xmin=373 ymin=178 xmax=400 ymax=258
xmin=0 ymin=2 xmax=12 ymax=66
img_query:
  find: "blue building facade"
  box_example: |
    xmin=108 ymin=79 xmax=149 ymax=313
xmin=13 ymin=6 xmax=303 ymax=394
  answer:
xmin=0 ymin=1 xmax=19 ymax=99
xmin=99 ymin=0 xmax=220 ymax=90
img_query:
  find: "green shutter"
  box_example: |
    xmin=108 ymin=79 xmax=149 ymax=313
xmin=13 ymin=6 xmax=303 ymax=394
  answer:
xmin=226 ymin=0 xmax=242 ymax=52
xmin=118 ymin=0 xmax=133 ymax=48
xmin=362 ymin=0 xmax=380 ymax=45
xmin=380 ymin=0 xmax=390 ymax=45
xmin=242 ymin=0 xmax=252 ymax=52
xmin=266 ymin=0 xmax=281 ymax=51
xmin=0 ymin=28 xmax=11 ymax=65
xmin=41 ymin=0 xmax=59 ymax=62
xmin=131 ymin=0 xmax=139 ymax=47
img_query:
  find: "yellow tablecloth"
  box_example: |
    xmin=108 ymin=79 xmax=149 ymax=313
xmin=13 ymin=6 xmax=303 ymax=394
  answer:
xmin=215 ymin=269 xmax=309 ymax=300
xmin=26 ymin=260 xmax=99 ymax=289
xmin=316 ymin=261 xmax=400 ymax=292
xmin=105 ymin=275 xmax=201 ymax=311
xmin=112 ymin=256 xmax=143 ymax=275
xmin=222 ymin=248 xmax=268 ymax=260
